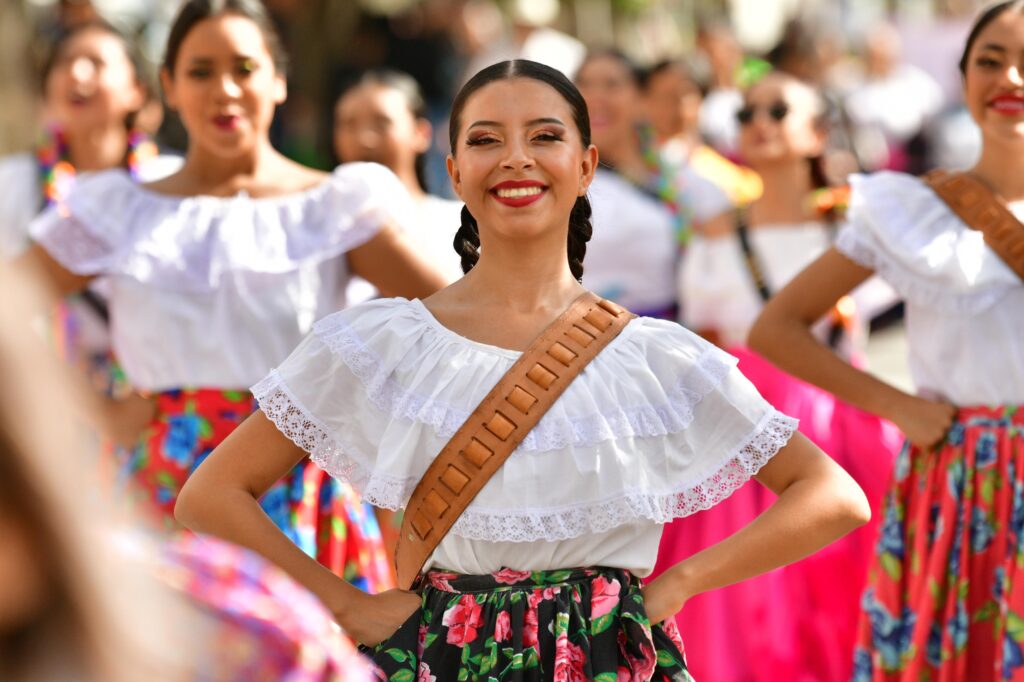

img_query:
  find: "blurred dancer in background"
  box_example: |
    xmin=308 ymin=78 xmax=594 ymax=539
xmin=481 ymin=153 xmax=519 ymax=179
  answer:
xmin=666 ymin=71 xmax=900 ymax=682
xmin=752 ymin=3 xmax=1024 ymax=679
xmin=0 ymin=20 xmax=177 ymax=395
xmin=18 ymin=0 xmax=445 ymax=594
xmin=334 ymin=69 xmax=463 ymax=284
xmin=575 ymin=49 xmax=733 ymax=320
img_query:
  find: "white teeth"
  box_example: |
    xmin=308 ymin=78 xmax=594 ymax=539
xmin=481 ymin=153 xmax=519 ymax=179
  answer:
xmin=496 ymin=186 xmax=543 ymax=198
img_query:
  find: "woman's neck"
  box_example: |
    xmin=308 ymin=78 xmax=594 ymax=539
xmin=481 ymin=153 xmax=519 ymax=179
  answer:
xmin=178 ymin=141 xmax=278 ymax=194
xmin=397 ymin=167 xmax=426 ymax=201
xmin=460 ymin=229 xmax=583 ymax=312
xmin=747 ymin=160 xmax=815 ymax=226
xmin=972 ymin=141 xmax=1024 ymax=204
xmin=64 ymin=124 xmax=129 ymax=172
xmin=597 ymin=129 xmax=648 ymax=180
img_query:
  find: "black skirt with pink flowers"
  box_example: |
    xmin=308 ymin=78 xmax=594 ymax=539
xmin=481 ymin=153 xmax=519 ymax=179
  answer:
xmin=365 ymin=566 xmax=693 ymax=681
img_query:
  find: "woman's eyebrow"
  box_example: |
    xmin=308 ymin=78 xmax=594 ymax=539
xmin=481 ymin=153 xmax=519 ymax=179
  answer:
xmin=977 ymin=43 xmax=1007 ymax=53
xmin=467 ymin=117 xmax=567 ymax=130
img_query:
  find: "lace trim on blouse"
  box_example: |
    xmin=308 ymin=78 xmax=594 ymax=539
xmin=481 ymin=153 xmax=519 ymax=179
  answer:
xmin=252 ymin=370 xmax=796 ymax=542
xmin=308 ymin=313 xmax=735 ymax=452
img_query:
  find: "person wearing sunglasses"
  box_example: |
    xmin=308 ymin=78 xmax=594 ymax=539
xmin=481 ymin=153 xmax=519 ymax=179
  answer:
xmin=752 ymin=3 xmax=1024 ymax=679
xmin=659 ymin=71 xmax=900 ymax=682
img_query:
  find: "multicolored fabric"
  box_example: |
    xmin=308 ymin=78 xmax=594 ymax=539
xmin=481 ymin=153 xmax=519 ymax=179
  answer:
xmin=366 ymin=567 xmax=693 ymax=682
xmin=853 ymin=405 xmax=1024 ymax=681
xmin=118 ymin=388 xmax=394 ymax=593
xmin=160 ymin=533 xmax=374 ymax=682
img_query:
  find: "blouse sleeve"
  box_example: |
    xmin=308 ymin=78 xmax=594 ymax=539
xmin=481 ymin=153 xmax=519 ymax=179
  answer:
xmin=836 ymin=171 xmax=1018 ymax=315
xmin=29 ymin=170 xmax=134 ymax=275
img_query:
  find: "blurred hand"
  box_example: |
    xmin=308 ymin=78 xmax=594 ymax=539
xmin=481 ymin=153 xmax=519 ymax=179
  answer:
xmin=640 ymin=569 xmax=690 ymax=626
xmin=890 ymin=395 xmax=957 ymax=450
xmin=339 ymin=588 xmax=421 ymax=648
xmin=101 ymin=391 xmax=157 ymax=448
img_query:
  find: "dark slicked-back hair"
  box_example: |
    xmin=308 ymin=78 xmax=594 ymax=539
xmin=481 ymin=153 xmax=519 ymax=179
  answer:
xmin=163 ymin=0 xmax=287 ymax=76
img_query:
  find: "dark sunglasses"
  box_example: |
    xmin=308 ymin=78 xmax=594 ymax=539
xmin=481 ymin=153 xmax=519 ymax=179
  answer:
xmin=736 ymin=101 xmax=790 ymax=125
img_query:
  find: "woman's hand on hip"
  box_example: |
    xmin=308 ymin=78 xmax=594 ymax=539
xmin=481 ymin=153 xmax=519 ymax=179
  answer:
xmin=889 ymin=394 xmax=956 ymax=450
xmin=101 ymin=391 xmax=157 ymax=448
xmin=339 ymin=588 xmax=422 ymax=648
xmin=640 ymin=569 xmax=690 ymax=625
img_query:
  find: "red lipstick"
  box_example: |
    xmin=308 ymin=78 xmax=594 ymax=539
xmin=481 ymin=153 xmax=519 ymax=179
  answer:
xmin=490 ymin=179 xmax=547 ymax=208
xmin=989 ymin=93 xmax=1024 ymax=115
xmin=213 ymin=114 xmax=241 ymax=130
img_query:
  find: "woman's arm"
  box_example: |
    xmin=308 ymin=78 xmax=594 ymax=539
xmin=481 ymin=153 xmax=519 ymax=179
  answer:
xmin=748 ymin=247 xmax=955 ymax=448
xmin=175 ymin=411 xmax=420 ymax=645
xmin=12 ymin=245 xmax=155 ymax=446
xmin=13 ymin=243 xmax=94 ymax=298
xmin=642 ymin=431 xmax=870 ymax=623
xmin=347 ymin=221 xmax=449 ymax=299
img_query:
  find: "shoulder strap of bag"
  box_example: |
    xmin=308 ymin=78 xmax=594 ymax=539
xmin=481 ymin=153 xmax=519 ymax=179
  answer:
xmin=923 ymin=169 xmax=1024 ymax=283
xmin=394 ymin=291 xmax=635 ymax=589
xmin=735 ymin=212 xmax=772 ymax=303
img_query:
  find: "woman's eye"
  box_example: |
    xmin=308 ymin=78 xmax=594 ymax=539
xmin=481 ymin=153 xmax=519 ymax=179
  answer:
xmin=466 ymin=136 xmax=496 ymax=146
xmin=187 ymin=68 xmax=211 ymax=78
xmin=238 ymin=60 xmax=257 ymax=75
xmin=975 ymin=57 xmax=1001 ymax=68
xmin=533 ymin=132 xmax=563 ymax=142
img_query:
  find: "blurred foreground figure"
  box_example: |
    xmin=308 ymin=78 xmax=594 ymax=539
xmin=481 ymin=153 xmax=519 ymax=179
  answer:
xmin=0 ymin=265 xmax=372 ymax=682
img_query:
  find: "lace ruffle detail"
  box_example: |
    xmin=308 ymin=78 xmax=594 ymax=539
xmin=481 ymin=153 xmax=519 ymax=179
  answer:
xmin=255 ymin=368 xmax=797 ymax=542
xmin=32 ymin=214 xmax=116 ymax=275
xmin=311 ymin=314 xmax=734 ymax=452
xmin=30 ymin=162 xmax=402 ymax=289
xmin=835 ymin=227 xmax=1009 ymax=316
xmin=251 ymin=372 xmax=416 ymax=511
xmin=448 ymin=410 xmax=797 ymax=541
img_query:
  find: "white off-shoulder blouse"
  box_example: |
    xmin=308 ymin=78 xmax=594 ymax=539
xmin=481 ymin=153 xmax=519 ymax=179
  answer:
xmin=30 ymin=162 xmax=408 ymax=391
xmin=253 ymin=297 xmax=797 ymax=575
xmin=836 ymin=171 xmax=1024 ymax=405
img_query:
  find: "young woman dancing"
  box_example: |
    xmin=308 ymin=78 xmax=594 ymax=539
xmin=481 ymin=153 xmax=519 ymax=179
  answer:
xmin=750 ymin=3 xmax=1024 ymax=679
xmin=21 ymin=0 xmax=445 ymax=594
xmin=177 ymin=59 xmax=870 ymax=681
xmin=667 ymin=71 xmax=901 ymax=682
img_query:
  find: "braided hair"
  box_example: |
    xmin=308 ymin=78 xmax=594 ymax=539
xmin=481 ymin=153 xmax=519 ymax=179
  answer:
xmin=448 ymin=60 xmax=594 ymax=282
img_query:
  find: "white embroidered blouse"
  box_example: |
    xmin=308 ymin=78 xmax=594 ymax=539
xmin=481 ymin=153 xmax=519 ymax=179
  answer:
xmin=836 ymin=171 xmax=1024 ymax=406
xmin=30 ymin=162 xmax=408 ymax=391
xmin=253 ymin=297 xmax=797 ymax=575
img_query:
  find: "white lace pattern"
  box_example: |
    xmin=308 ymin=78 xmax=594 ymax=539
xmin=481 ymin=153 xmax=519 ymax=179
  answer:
xmin=311 ymin=313 xmax=734 ymax=452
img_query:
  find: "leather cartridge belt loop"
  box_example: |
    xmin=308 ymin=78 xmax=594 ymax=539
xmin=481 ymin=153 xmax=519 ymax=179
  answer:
xmin=923 ymin=169 xmax=1024 ymax=283
xmin=394 ymin=291 xmax=636 ymax=590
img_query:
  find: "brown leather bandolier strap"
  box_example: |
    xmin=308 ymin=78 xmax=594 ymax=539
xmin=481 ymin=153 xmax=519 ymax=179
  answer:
xmin=394 ymin=291 xmax=635 ymax=590
xmin=923 ymin=169 xmax=1024 ymax=283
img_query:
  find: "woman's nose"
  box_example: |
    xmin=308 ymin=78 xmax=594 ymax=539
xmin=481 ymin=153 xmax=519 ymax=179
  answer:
xmin=216 ymin=73 xmax=243 ymax=98
xmin=69 ymin=56 xmax=96 ymax=84
xmin=501 ymin=139 xmax=534 ymax=169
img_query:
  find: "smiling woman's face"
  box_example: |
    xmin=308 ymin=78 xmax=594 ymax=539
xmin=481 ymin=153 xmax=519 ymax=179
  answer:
xmin=44 ymin=27 xmax=144 ymax=135
xmin=963 ymin=8 xmax=1024 ymax=145
xmin=447 ymin=77 xmax=597 ymax=244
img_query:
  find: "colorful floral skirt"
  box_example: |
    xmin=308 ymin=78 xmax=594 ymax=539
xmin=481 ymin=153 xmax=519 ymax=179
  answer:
xmin=853 ymin=405 xmax=1024 ymax=682
xmin=159 ymin=533 xmax=374 ymax=682
xmin=366 ymin=567 xmax=693 ymax=682
xmin=118 ymin=388 xmax=394 ymax=593
xmin=653 ymin=347 xmax=900 ymax=682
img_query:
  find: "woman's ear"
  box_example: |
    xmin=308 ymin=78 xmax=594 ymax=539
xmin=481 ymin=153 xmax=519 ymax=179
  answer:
xmin=578 ymin=144 xmax=599 ymax=195
xmin=413 ymin=118 xmax=433 ymax=155
xmin=446 ymin=154 xmax=463 ymax=199
xmin=159 ymin=68 xmax=176 ymax=110
xmin=273 ymin=73 xmax=287 ymax=105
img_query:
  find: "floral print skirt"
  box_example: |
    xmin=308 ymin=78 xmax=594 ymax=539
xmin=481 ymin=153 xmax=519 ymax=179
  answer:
xmin=117 ymin=388 xmax=394 ymax=593
xmin=366 ymin=567 xmax=693 ymax=681
xmin=853 ymin=405 xmax=1024 ymax=681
